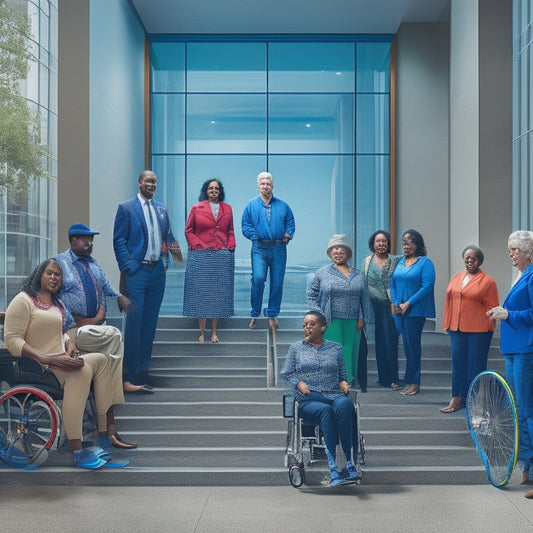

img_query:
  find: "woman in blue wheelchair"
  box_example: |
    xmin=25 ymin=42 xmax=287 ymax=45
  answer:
xmin=3 ymin=259 xmax=128 ymax=469
xmin=281 ymin=311 xmax=359 ymax=486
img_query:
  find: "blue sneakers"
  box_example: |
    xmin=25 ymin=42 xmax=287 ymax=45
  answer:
xmin=329 ymin=468 xmax=344 ymax=486
xmin=73 ymin=448 xmax=107 ymax=469
xmin=342 ymin=463 xmax=361 ymax=482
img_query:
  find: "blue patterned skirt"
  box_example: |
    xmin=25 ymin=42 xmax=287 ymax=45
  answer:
xmin=183 ymin=248 xmax=235 ymax=317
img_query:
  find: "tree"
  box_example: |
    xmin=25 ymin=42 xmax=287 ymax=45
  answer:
xmin=0 ymin=0 xmax=47 ymax=196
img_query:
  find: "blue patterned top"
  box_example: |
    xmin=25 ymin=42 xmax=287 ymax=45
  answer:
xmin=306 ymin=263 xmax=374 ymax=325
xmin=281 ymin=339 xmax=348 ymax=402
xmin=54 ymin=249 xmax=120 ymax=319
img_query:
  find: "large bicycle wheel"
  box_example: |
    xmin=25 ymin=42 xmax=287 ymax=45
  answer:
xmin=467 ymin=370 xmax=518 ymax=487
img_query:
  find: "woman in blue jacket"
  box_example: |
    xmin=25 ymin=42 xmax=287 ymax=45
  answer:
xmin=488 ymin=230 xmax=533 ymax=488
xmin=389 ymin=229 xmax=436 ymax=396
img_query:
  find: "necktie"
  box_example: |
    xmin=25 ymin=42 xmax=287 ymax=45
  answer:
xmin=147 ymin=200 xmax=158 ymax=261
xmin=75 ymin=258 xmax=98 ymax=317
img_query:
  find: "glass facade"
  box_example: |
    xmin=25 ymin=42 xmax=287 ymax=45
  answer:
xmin=513 ymin=0 xmax=533 ymax=229
xmin=150 ymin=37 xmax=392 ymax=314
xmin=0 ymin=0 xmax=58 ymax=309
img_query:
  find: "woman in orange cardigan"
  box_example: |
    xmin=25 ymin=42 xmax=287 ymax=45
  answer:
xmin=441 ymin=245 xmax=499 ymax=413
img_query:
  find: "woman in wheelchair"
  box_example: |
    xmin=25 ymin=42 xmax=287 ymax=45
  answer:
xmin=281 ymin=311 xmax=359 ymax=486
xmin=3 ymin=259 xmax=128 ymax=469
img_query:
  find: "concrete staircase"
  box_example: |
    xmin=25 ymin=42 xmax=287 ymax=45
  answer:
xmin=0 ymin=316 xmax=504 ymax=486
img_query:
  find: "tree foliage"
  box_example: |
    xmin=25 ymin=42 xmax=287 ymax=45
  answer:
xmin=0 ymin=0 xmax=47 ymax=196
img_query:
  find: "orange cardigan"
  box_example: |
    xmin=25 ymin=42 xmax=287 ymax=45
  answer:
xmin=443 ymin=269 xmax=499 ymax=332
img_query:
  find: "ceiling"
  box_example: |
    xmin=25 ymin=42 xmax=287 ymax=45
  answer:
xmin=129 ymin=0 xmax=450 ymax=35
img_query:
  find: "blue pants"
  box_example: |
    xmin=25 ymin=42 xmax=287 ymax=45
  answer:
xmin=372 ymin=299 xmax=399 ymax=387
xmin=250 ymin=240 xmax=287 ymax=318
xmin=299 ymin=392 xmax=355 ymax=461
xmin=448 ymin=330 xmax=492 ymax=399
xmin=505 ymin=353 xmax=533 ymax=471
xmin=123 ymin=261 xmax=166 ymax=384
xmin=394 ymin=316 xmax=425 ymax=386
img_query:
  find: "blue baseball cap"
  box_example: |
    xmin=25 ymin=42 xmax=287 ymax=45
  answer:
xmin=68 ymin=223 xmax=100 ymax=236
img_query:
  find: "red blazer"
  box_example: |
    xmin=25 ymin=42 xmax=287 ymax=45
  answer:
xmin=443 ymin=269 xmax=499 ymax=332
xmin=185 ymin=200 xmax=236 ymax=251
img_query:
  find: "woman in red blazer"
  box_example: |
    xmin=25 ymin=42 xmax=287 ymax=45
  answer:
xmin=183 ymin=179 xmax=236 ymax=343
xmin=441 ymin=245 xmax=499 ymax=413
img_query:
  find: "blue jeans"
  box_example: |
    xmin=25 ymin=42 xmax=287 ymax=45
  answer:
xmin=250 ymin=240 xmax=287 ymax=318
xmin=123 ymin=261 xmax=166 ymax=384
xmin=448 ymin=330 xmax=492 ymax=399
xmin=505 ymin=353 xmax=533 ymax=471
xmin=394 ymin=316 xmax=425 ymax=386
xmin=299 ymin=392 xmax=355 ymax=461
xmin=372 ymin=299 xmax=399 ymax=387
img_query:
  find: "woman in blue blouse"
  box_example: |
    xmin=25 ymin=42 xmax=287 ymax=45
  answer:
xmin=281 ymin=311 xmax=359 ymax=486
xmin=488 ymin=230 xmax=533 ymax=488
xmin=389 ymin=229 xmax=436 ymax=396
xmin=307 ymin=235 xmax=373 ymax=390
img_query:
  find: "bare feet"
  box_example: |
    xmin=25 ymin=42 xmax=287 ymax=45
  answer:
xmin=123 ymin=381 xmax=144 ymax=393
xmin=198 ymin=334 xmax=205 ymax=343
xmin=211 ymin=334 xmax=219 ymax=343
xmin=269 ymin=318 xmax=279 ymax=330
xmin=249 ymin=318 xmax=256 ymax=329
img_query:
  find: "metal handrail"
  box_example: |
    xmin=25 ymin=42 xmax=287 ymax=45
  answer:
xmin=266 ymin=324 xmax=279 ymax=389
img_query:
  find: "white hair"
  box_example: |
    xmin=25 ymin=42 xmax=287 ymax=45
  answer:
xmin=508 ymin=230 xmax=533 ymax=257
xmin=257 ymin=171 xmax=273 ymax=185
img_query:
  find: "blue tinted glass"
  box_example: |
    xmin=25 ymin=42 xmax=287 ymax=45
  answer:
xmin=187 ymin=94 xmax=266 ymax=153
xmin=268 ymin=155 xmax=354 ymax=268
xmin=269 ymin=43 xmax=355 ymax=92
xmin=269 ymin=94 xmax=353 ymax=154
xmin=151 ymin=42 xmax=185 ymax=92
xmin=356 ymin=155 xmax=390 ymax=264
xmin=151 ymin=94 xmax=185 ymax=154
xmin=356 ymin=42 xmax=391 ymax=93
xmin=356 ymin=94 xmax=389 ymax=154
xmin=151 ymin=155 xmax=186 ymax=241
xmin=187 ymin=43 xmax=266 ymax=92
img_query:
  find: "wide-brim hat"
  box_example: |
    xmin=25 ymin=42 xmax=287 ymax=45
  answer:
xmin=326 ymin=234 xmax=352 ymax=259
xmin=68 ymin=223 xmax=99 ymax=236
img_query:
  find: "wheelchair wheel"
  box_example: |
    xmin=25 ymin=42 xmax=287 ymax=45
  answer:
xmin=0 ymin=387 xmax=60 ymax=467
xmin=467 ymin=370 xmax=518 ymax=487
xmin=289 ymin=465 xmax=305 ymax=488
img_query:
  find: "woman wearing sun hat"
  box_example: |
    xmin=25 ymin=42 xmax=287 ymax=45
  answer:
xmin=307 ymin=234 xmax=373 ymax=388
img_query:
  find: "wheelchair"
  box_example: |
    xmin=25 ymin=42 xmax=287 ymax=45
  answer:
xmin=0 ymin=349 xmax=65 ymax=468
xmin=283 ymin=389 xmax=365 ymax=488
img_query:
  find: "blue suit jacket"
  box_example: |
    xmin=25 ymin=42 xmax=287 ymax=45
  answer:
xmin=501 ymin=264 xmax=533 ymax=355
xmin=113 ymin=196 xmax=176 ymax=274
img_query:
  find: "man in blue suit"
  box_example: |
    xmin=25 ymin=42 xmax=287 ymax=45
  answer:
xmin=113 ymin=170 xmax=182 ymax=393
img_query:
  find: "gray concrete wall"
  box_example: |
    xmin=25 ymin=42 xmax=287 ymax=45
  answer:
xmin=395 ymin=21 xmax=450 ymax=328
xmin=449 ymin=0 xmax=512 ymax=305
xmin=58 ymin=0 xmax=146 ymax=288
xmin=58 ymin=0 xmax=90 ymax=253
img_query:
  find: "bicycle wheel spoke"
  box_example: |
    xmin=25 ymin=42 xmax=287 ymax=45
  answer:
xmin=467 ymin=371 xmax=518 ymax=487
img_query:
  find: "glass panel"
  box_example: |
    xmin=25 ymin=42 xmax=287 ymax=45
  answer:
xmin=151 ymin=94 xmax=185 ymax=154
xmin=356 ymin=94 xmax=389 ymax=154
xmin=356 ymin=155 xmax=390 ymax=263
xmin=187 ymin=43 xmax=266 ymax=93
xmin=187 ymin=94 xmax=266 ymax=153
xmin=268 ymin=94 xmax=354 ymax=154
xmin=268 ymin=43 xmax=355 ymax=93
xmin=268 ymin=155 xmax=354 ymax=268
xmin=150 ymin=42 xmax=185 ymax=93
xmin=356 ymin=42 xmax=391 ymax=93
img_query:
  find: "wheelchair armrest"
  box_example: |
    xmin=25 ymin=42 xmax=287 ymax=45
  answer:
xmin=283 ymin=393 xmax=295 ymax=418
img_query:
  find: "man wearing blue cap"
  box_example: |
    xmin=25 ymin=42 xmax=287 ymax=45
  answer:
xmin=54 ymin=223 xmax=141 ymax=448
